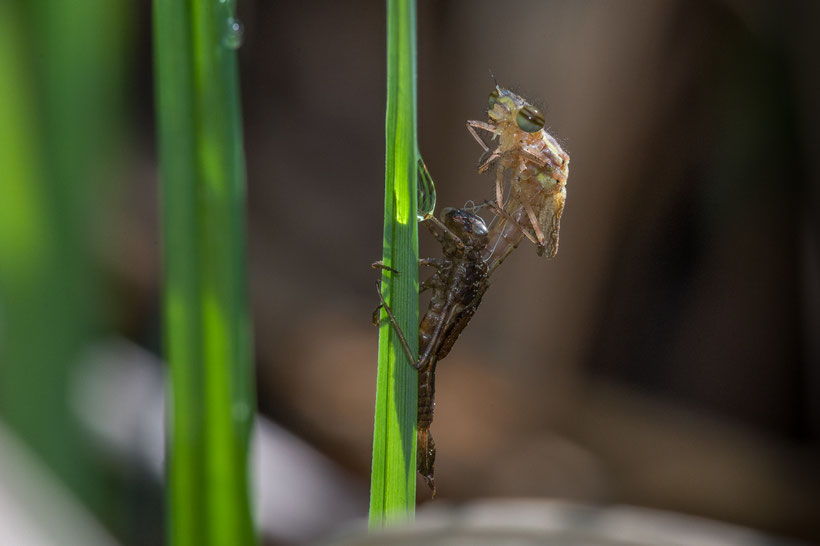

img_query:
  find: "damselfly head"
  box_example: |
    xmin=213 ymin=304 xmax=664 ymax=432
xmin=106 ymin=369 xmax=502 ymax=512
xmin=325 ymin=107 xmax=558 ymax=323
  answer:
xmin=488 ymin=86 xmax=545 ymax=133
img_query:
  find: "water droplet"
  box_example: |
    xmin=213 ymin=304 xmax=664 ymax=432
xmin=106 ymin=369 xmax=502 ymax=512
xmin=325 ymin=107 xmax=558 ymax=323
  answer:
xmin=417 ymin=157 xmax=437 ymax=221
xmin=223 ymin=17 xmax=244 ymax=49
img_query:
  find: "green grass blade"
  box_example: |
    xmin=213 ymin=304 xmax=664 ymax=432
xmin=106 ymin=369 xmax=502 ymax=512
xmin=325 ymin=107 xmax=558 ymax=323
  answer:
xmin=0 ymin=0 xmax=127 ymax=516
xmin=153 ymin=1 xmax=256 ymax=545
xmin=369 ymin=0 xmax=420 ymax=525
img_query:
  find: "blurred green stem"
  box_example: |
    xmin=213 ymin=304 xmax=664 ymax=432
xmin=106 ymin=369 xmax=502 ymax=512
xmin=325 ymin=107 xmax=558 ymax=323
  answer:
xmin=153 ymin=1 xmax=256 ymax=545
xmin=0 ymin=0 xmax=127 ymax=515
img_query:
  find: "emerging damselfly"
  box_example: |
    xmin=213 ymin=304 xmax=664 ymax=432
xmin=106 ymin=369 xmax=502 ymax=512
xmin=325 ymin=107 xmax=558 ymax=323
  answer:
xmin=372 ymin=85 xmax=571 ymax=496
xmin=467 ymin=85 xmax=570 ymax=269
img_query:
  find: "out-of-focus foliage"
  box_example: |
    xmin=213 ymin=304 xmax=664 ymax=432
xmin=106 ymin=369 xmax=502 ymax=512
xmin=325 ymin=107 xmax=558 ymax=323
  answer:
xmin=0 ymin=0 xmax=128 ymax=516
xmin=153 ymin=0 xmax=256 ymax=544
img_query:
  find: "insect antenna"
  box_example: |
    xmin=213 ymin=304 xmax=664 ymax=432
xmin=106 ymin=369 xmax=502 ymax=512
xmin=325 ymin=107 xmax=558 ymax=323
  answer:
xmin=488 ymin=68 xmax=499 ymax=88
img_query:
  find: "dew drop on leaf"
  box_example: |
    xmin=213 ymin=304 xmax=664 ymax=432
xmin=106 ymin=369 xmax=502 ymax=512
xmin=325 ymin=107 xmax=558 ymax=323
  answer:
xmin=417 ymin=157 xmax=437 ymax=222
xmin=223 ymin=17 xmax=244 ymax=49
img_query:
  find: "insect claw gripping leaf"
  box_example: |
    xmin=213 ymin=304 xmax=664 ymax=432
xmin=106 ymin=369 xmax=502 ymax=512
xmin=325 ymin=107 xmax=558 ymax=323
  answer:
xmin=371 ymin=260 xmax=400 ymax=275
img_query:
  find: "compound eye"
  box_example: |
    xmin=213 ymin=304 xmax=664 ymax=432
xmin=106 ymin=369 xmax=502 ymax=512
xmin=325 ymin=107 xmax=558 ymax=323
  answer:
xmin=516 ymin=105 xmax=545 ymax=133
xmin=488 ymin=88 xmax=500 ymax=109
xmin=471 ymin=217 xmax=488 ymax=236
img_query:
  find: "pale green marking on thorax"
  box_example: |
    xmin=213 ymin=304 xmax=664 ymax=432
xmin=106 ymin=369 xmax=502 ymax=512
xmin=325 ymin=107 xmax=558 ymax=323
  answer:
xmin=536 ymin=171 xmax=561 ymax=191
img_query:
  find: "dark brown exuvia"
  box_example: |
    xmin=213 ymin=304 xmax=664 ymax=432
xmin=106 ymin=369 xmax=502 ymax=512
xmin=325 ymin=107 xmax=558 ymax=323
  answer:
xmin=376 ymin=207 xmax=490 ymax=497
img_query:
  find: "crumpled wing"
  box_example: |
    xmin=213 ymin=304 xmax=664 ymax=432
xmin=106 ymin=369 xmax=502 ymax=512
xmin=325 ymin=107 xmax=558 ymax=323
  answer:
xmin=537 ymin=185 xmax=566 ymax=258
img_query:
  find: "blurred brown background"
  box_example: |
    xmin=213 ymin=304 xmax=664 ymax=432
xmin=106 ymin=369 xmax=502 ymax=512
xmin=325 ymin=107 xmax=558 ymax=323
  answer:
xmin=111 ymin=0 xmax=820 ymax=543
